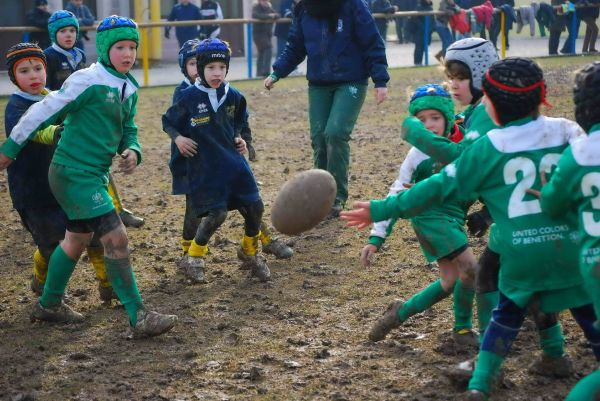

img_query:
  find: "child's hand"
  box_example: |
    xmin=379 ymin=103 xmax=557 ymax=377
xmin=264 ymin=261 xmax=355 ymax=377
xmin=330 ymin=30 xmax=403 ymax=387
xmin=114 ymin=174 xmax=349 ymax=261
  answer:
xmin=174 ymin=135 xmax=198 ymax=157
xmin=119 ymin=149 xmax=138 ymax=174
xmin=374 ymin=87 xmax=387 ymax=105
xmin=264 ymin=76 xmax=277 ymax=90
xmin=235 ymin=137 xmax=247 ymax=154
xmin=0 ymin=153 xmax=14 ymax=170
xmin=340 ymin=201 xmax=372 ymax=229
xmin=360 ymin=244 xmax=378 ymax=267
xmin=526 ymin=170 xmax=548 ymax=198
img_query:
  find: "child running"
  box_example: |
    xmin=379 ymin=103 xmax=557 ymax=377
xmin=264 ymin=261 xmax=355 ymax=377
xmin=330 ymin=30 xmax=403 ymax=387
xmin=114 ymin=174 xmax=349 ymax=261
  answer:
xmin=0 ymin=16 xmax=177 ymax=338
xmin=341 ymin=57 xmax=600 ymax=400
xmin=403 ymin=39 xmax=571 ymax=378
xmin=364 ymin=83 xmax=480 ymax=347
xmin=539 ymin=61 xmax=600 ymax=401
xmin=169 ymin=39 xmax=292 ymax=274
xmin=4 ymin=42 xmax=117 ymax=303
xmin=44 ymin=9 xmax=145 ymax=229
xmin=162 ymin=38 xmax=272 ymax=283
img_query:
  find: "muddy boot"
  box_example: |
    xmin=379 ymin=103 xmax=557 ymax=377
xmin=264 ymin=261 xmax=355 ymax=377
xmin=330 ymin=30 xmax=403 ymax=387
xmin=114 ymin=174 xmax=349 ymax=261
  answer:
xmin=31 ymin=275 xmax=44 ymax=296
xmin=237 ymin=246 xmax=252 ymax=268
xmin=262 ymin=238 xmax=294 ymax=259
xmin=119 ymin=209 xmax=145 ymax=228
xmin=241 ymin=254 xmax=271 ymax=282
xmin=98 ymin=284 xmax=119 ymax=302
xmin=130 ymin=309 xmax=178 ymax=339
xmin=463 ymin=390 xmax=488 ymax=401
xmin=31 ymin=301 xmax=84 ymax=323
xmin=369 ymin=299 xmax=404 ymax=342
xmin=183 ymin=256 xmax=206 ymax=283
xmin=444 ymin=358 xmax=476 ymax=386
xmin=328 ymin=202 xmax=344 ymax=219
xmin=528 ymin=353 xmax=574 ymax=378
xmin=452 ymin=328 xmax=480 ymax=347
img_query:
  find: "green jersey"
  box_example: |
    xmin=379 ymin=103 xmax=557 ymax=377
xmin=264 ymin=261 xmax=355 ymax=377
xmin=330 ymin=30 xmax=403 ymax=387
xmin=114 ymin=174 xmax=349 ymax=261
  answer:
xmin=402 ymin=102 xmax=499 ymax=165
xmin=371 ymin=116 xmax=589 ymax=311
xmin=540 ymin=124 xmax=600 ymax=322
xmin=1 ymin=62 xmax=141 ymax=175
xmin=369 ymin=147 xmax=468 ymax=261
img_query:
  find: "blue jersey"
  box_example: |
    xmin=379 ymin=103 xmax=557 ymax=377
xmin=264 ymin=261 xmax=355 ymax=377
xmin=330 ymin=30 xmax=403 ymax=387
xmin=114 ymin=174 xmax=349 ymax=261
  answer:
xmin=4 ymin=91 xmax=59 ymax=210
xmin=169 ymin=79 xmax=192 ymax=195
xmin=162 ymin=82 xmax=260 ymax=215
xmin=44 ymin=44 xmax=86 ymax=90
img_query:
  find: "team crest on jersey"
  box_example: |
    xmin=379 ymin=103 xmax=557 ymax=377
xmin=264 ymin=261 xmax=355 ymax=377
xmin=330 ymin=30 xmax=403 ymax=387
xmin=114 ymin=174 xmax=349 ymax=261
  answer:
xmin=465 ymin=130 xmax=480 ymax=140
xmin=92 ymin=191 xmax=103 ymax=204
xmin=197 ymin=102 xmax=209 ymax=114
xmin=105 ymin=91 xmax=116 ymax=103
xmin=337 ymin=19 xmax=343 ymax=32
xmin=226 ymin=105 xmax=235 ymax=119
xmin=61 ymin=62 xmax=69 ymax=69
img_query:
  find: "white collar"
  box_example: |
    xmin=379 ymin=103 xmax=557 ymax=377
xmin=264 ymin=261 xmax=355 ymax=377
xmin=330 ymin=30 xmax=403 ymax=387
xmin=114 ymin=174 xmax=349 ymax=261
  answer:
xmin=51 ymin=43 xmax=83 ymax=70
xmin=94 ymin=63 xmax=138 ymax=101
xmin=572 ymin=130 xmax=600 ymax=166
xmin=194 ymin=80 xmax=230 ymax=112
xmin=486 ymin=116 xmax=584 ymax=153
xmin=14 ymin=90 xmax=45 ymax=101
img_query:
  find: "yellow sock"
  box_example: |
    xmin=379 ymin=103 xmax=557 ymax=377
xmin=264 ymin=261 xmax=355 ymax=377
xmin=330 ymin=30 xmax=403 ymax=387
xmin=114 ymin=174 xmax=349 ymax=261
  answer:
xmin=241 ymin=234 xmax=260 ymax=256
xmin=188 ymin=240 xmax=208 ymax=257
xmin=107 ymin=175 xmax=123 ymax=213
xmin=180 ymin=239 xmax=192 ymax=254
xmin=33 ymin=248 xmax=48 ymax=283
xmin=87 ymin=247 xmax=111 ymax=288
xmin=259 ymin=230 xmax=272 ymax=246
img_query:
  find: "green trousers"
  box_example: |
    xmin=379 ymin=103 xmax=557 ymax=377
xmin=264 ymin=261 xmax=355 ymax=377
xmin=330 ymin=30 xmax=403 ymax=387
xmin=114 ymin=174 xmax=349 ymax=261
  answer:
xmin=308 ymin=82 xmax=367 ymax=204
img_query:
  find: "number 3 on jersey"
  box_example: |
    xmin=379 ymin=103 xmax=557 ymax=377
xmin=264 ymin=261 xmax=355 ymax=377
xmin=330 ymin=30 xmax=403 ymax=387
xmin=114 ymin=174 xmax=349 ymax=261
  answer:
xmin=581 ymin=172 xmax=600 ymax=236
xmin=503 ymin=154 xmax=561 ymax=218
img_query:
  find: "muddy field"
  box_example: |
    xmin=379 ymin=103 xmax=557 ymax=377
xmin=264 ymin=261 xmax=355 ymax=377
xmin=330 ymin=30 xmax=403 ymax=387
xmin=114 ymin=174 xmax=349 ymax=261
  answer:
xmin=0 ymin=56 xmax=598 ymax=401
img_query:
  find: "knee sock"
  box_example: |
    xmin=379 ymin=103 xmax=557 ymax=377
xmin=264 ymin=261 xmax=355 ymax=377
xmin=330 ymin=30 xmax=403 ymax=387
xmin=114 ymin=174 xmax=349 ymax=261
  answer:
xmin=241 ymin=234 xmax=260 ymax=257
xmin=180 ymin=239 xmax=192 ymax=254
xmin=104 ymin=257 xmax=143 ymax=326
xmin=40 ymin=246 xmax=78 ymax=308
xmin=107 ymin=174 xmax=124 ymax=214
xmin=259 ymin=222 xmax=272 ymax=246
xmin=538 ymin=323 xmax=565 ymax=358
xmin=188 ymin=240 xmax=208 ymax=258
xmin=87 ymin=247 xmax=111 ymax=288
xmin=398 ymin=279 xmax=449 ymax=322
xmin=468 ymin=350 xmax=504 ymax=395
xmin=453 ymin=279 xmax=475 ymax=331
xmin=32 ymin=248 xmax=48 ymax=283
xmin=476 ymin=291 xmax=499 ymax=336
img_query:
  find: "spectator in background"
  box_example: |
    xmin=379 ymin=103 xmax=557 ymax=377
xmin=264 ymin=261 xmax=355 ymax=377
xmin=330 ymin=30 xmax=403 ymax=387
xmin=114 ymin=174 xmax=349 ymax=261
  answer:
xmin=65 ymin=0 xmax=95 ymax=51
xmin=26 ymin=0 xmax=51 ymax=50
xmin=252 ymin=0 xmax=280 ymax=77
xmin=393 ymin=0 xmax=417 ymax=43
xmin=274 ymin=0 xmax=300 ymax=58
xmin=578 ymin=0 xmax=599 ymax=53
xmin=406 ymin=0 xmax=433 ymax=65
xmin=548 ymin=0 xmax=568 ymax=54
xmin=199 ymin=0 xmax=224 ymax=39
xmin=370 ymin=0 xmax=399 ymax=41
xmin=434 ymin=0 xmax=458 ymax=61
xmin=165 ymin=0 xmax=202 ymax=48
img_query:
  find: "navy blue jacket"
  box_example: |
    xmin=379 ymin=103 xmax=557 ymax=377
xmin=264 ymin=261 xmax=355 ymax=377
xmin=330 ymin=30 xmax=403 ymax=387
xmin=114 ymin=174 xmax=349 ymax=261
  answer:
xmin=166 ymin=3 xmax=202 ymax=44
xmin=168 ymin=79 xmax=193 ymax=195
xmin=162 ymin=83 xmax=260 ymax=215
xmin=5 ymin=92 xmax=59 ymax=210
xmin=274 ymin=0 xmax=295 ymax=38
xmin=44 ymin=45 xmax=87 ymax=91
xmin=272 ymin=0 xmax=390 ymax=87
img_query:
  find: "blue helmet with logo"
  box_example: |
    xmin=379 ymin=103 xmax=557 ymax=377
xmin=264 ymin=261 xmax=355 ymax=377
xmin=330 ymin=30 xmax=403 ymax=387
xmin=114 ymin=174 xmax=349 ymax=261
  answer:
xmin=178 ymin=39 xmax=200 ymax=77
xmin=196 ymin=38 xmax=231 ymax=84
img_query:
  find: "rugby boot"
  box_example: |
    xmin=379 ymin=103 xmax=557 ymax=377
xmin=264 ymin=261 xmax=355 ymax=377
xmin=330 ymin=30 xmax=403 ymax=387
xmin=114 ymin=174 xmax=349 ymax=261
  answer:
xmin=369 ymin=299 xmax=404 ymax=342
xmin=528 ymin=353 xmax=574 ymax=378
xmin=130 ymin=309 xmax=178 ymax=339
xmin=31 ymin=301 xmax=84 ymax=323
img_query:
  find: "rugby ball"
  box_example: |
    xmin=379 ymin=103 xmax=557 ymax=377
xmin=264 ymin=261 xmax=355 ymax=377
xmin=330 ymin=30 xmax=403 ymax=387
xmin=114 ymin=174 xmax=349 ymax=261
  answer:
xmin=271 ymin=169 xmax=337 ymax=235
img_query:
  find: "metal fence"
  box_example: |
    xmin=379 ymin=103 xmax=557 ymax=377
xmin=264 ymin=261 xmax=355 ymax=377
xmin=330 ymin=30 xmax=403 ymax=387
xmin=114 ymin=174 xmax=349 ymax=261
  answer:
xmin=0 ymin=5 xmax=596 ymax=86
